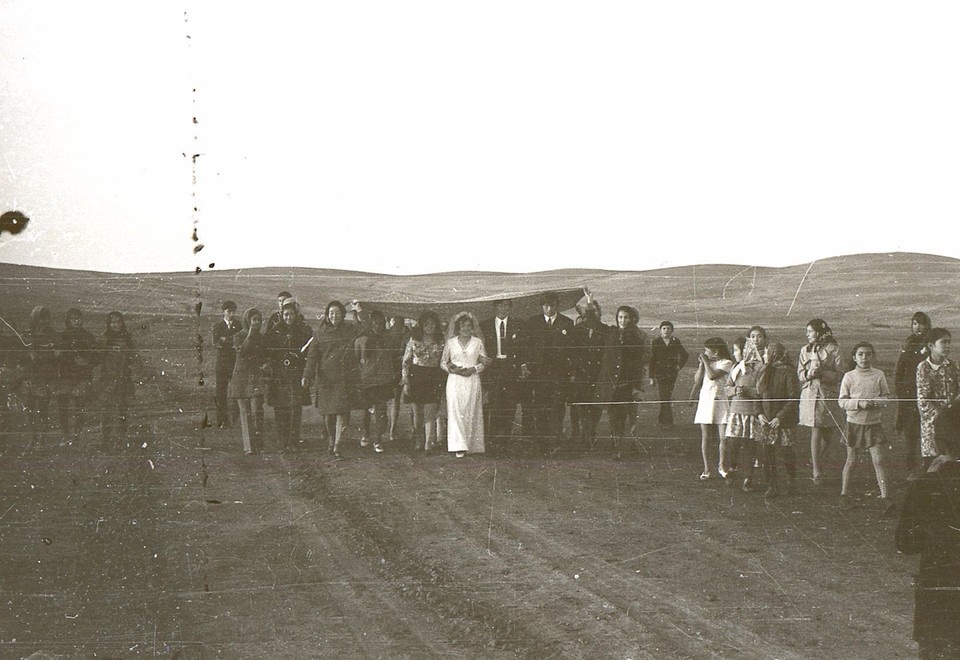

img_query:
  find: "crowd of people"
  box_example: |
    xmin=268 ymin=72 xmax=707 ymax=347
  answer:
xmin=208 ymin=290 xmax=683 ymax=461
xmin=205 ymin=292 xmax=960 ymax=492
xmin=0 ymin=306 xmax=136 ymax=448
xmin=2 ymin=292 xmax=959 ymax=656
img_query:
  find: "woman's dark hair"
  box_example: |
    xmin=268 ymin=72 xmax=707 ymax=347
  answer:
xmin=616 ymin=305 xmax=638 ymax=327
xmin=732 ymin=336 xmax=747 ymax=353
xmin=241 ymin=308 xmax=261 ymax=332
xmin=748 ymin=325 xmax=768 ymax=340
xmin=704 ymin=337 xmax=732 ymax=361
xmin=806 ymin=318 xmax=832 ymax=340
xmin=412 ymin=311 xmax=443 ymax=343
xmin=912 ymin=311 xmax=931 ymax=328
xmin=326 ymin=300 xmax=346 ymax=318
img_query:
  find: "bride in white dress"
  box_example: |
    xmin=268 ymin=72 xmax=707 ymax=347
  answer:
xmin=441 ymin=311 xmax=491 ymax=457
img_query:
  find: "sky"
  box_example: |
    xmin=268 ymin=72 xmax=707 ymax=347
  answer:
xmin=1 ymin=2 xmax=958 ymax=275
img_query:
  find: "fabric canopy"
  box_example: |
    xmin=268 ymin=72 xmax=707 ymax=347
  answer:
xmin=350 ymin=287 xmax=586 ymax=322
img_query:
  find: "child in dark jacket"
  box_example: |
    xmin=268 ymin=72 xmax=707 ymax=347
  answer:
xmin=757 ymin=341 xmax=799 ymax=497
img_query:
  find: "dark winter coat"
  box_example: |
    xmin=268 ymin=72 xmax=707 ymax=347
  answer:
xmin=304 ymin=321 xmax=359 ymax=414
xmin=595 ymin=326 xmax=646 ymax=403
xmin=265 ymin=319 xmax=313 ymax=408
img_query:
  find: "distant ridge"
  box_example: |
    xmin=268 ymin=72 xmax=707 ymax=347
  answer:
xmin=2 ymin=251 xmax=958 ymax=279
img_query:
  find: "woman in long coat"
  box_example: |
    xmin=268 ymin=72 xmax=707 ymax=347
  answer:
xmin=797 ymin=318 xmax=844 ymax=485
xmin=230 ymin=308 xmax=268 ymax=455
xmin=595 ymin=306 xmax=646 ymax=457
xmin=266 ymin=299 xmax=313 ymax=452
xmin=304 ymin=300 xmax=358 ymax=458
xmin=441 ymin=311 xmax=490 ymax=457
xmin=97 ymin=311 xmax=135 ymax=450
xmin=354 ymin=310 xmax=396 ymax=453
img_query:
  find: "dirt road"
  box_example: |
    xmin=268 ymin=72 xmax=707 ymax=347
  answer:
xmin=1 ymin=410 xmax=917 ymax=658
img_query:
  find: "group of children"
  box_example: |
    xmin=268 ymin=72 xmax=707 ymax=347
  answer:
xmin=689 ymin=318 xmax=954 ymax=510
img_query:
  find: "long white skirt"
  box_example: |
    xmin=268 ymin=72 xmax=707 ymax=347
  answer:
xmin=446 ymin=373 xmax=485 ymax=454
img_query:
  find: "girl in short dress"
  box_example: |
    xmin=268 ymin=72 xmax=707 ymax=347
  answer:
xmin=798 ymin=318 xmax=844 ymax=485
xmin=725 ymin=337 xmax=764 ymax=491
xmin=916 ymin=327 xmax=960 ymax=466
xmin=401 ymin=311 xmax=446 ymax=453
xmin=838 ymin=342 xmax=892 ymax=511
xmin=690 ymin=337 xmax=733 ymax=480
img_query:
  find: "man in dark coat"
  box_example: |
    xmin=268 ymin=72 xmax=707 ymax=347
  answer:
xmin=521 ymin=292 xmax=574 ymax=455
xmin=897 ymin=398 xmax=960 ymax=658
xmin=648 ymin=321 xmax=689 ymax=427
xmin=212 ymin=300 xmax=242 ymax=428
xmin=480 ymin=299 xmax=527 ymax=456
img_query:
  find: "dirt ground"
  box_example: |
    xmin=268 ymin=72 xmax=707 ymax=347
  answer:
xmin=0 ymin=398 xmax=919 ymax=659
xmin=0 ymin=257 xmax=940 ymax=658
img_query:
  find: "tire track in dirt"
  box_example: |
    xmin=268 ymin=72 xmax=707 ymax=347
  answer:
xmin=178 ymin=452 xmax=463 ymax=657
xmin=304 ymin=457 xmax=762 ymax=658
xmin=292 ymin=460 xmax=568 ymax=658
xmin=410 ymin=468 xmax=788 ymax=659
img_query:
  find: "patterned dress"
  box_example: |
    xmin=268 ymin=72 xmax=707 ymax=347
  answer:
xmin=916 ymin=358 xmax=960 ymax=458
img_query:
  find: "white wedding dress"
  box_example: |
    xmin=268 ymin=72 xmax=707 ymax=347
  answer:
xmin=441 ymin=336 xmax=487 ymax=454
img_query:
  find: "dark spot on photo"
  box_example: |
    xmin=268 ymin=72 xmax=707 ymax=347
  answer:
xmin=0 ymin=211 xmax=30 ymax=236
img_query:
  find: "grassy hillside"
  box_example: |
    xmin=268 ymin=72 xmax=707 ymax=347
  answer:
xmin=2 ymin=251 xmax=958 ymax=383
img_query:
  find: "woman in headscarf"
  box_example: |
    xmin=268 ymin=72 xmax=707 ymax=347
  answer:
xmin=24 ymin=305 xmax=58 ymax=441
xmin=266 ymin=298 xmax=313 ymax=452
xmin=97 ymin=311 xmax=135 ymax=450
xmin=401 ymin=311 xmax=446 ymax=454
xmin=595 ymin=305 xmax=646 ymax=459
xmin=230 ymin=308 xmax=268 ymax=455
xmin=798 ymin=318 xmax=843 ymax=485
xmin=303 ymin=300 xmax=359 ymax=458
xmin=441 ymin=311 xmax=490 ymax=457
xmin=57 ymin=308 xmax=98 ymax=445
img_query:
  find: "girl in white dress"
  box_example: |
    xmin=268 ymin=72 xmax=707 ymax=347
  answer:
xmin=441 ymin=312 xmax=491 ymax=457
xmin=690 ymin=337 xmax=734 ymax=480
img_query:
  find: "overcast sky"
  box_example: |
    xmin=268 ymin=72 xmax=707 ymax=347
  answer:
xmin=1 ymin=2 xmax=958 ymax=274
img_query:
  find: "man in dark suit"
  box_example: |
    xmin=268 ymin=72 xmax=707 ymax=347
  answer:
xmin=648 ymin=320 xmax=689 ymax=427
xmin=522 ymin=291 xmax=575 ymax=455
xmin=212 ymin=300 xmax=242 ymax=428
xmin=480 ymin=299 xmax=527 ymax=456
